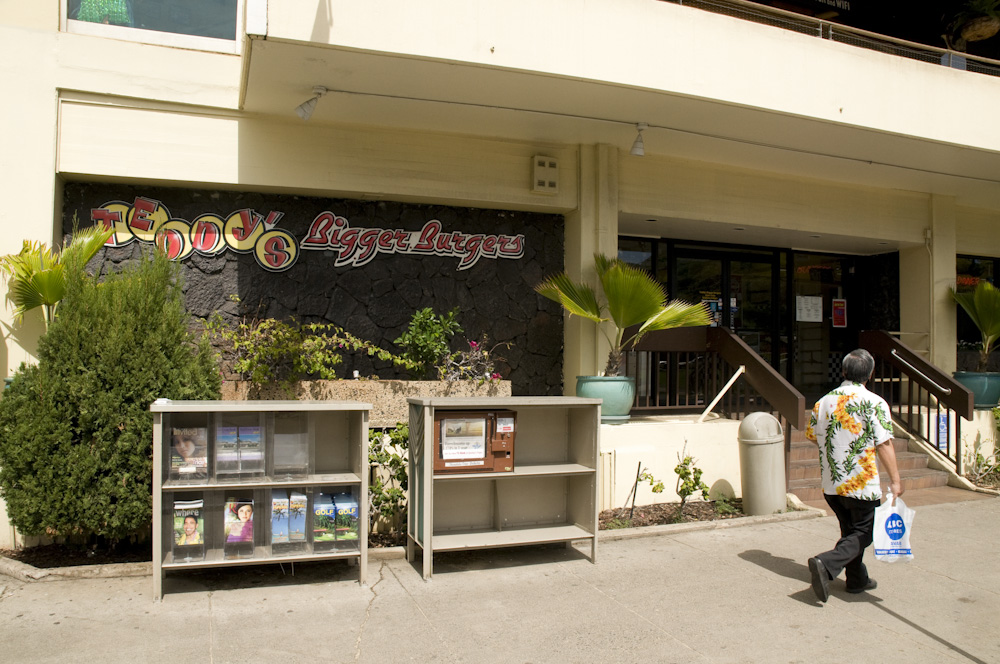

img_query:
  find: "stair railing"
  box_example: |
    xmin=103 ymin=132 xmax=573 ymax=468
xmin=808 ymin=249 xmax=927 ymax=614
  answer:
xmin=626 ymin=326 xmax=805 ymax=488
xmin=859 ymin=330 xmax=974 ymax=475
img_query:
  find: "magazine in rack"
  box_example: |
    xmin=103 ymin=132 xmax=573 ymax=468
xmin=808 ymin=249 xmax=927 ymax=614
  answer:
xmin=172 ymin=499 xmax=205 ymax=562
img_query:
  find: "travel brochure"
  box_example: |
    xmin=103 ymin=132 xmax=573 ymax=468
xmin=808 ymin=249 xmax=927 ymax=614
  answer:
xmin=214 ymin=424 xmax=264 ymax=477
xmin=168 ymin=417 xmax=317 ymax=482
xmin=168 ymin=488 xmax=361 ymax=561
xmin=313 ymin=491 xmax=360 ymax=550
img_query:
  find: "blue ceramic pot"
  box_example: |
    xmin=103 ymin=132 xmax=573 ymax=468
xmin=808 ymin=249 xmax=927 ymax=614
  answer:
xmin=575 ymin=376 xmax=636 ymax=422
xmin=953 ymin=371 xmax=1000 ymax=409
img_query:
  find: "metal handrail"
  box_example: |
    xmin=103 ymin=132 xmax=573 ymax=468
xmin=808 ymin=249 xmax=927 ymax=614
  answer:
xmin=698 ymin=365 xmax=745 ymax=423
xmin=667 ymin=0 xmax=1000 ymax=78
xmin=890 ymin=349 xmax=952 ymax=396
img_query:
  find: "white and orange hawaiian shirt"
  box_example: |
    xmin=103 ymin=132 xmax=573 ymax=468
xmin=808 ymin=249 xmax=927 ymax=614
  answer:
xmin=806 ymin=381 xmax=893 ymax=501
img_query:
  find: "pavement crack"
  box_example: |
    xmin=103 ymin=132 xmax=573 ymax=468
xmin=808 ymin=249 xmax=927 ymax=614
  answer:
xmin=354 ymin=561 xmax=387 ymax=663
xmin=385 ymin=563 xmax=462 ymax=663
xmin=208 ymin=591 xmax=215 ymax=664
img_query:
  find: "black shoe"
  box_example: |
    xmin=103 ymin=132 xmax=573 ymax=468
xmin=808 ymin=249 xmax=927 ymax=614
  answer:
xmin=809 ymin=557 xmax=830 ymax=603
xmin=847 ymin=578 xmax=877 ymax=594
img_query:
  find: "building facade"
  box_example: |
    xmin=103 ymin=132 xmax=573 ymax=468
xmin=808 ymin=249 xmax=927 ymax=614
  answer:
xmin=4 ymin=0 xmax=1000 ymax=398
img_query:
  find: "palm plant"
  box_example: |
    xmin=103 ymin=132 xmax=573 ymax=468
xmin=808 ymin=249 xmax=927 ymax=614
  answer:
xmin=0 ymin=224 xmax=113 ymax=330
xmin=535 ymin=253 xmax=711 ymax=376
xmin=952 ymin=280 xmax=1000 ymax=372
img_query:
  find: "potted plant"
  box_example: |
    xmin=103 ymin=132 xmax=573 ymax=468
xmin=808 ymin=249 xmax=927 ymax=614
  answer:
xmin=535 ymin=253 xmax=710 ymax=421
xmin=951 ymin=279 xmax=1000 ymax=407
xmin=945 ymin=0 xmax=1000 ymax=52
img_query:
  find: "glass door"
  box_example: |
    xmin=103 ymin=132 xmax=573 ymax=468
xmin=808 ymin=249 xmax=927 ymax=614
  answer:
xmin=672 ymin=248 xmax=779 ymax=367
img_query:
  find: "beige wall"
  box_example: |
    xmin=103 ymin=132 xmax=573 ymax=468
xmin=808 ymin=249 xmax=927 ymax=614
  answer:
xmin=0 ymin=0 xmax=57 ymax=30
xmin=267 ymin=0 xmax=1000 ymax=153
xmin=59 ymin=101 xmax=579 ymax=213
xmin=600 ymin=416 xmax=744 ymax=509
xmin=957 ymin=207 xmax=1000 ymax=258
xmin=621 ymin=154 xmax=929 ymax=243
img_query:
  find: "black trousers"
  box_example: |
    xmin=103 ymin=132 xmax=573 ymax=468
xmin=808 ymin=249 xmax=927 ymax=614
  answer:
xmin=816 ymin=494 xmax=878 ymax=590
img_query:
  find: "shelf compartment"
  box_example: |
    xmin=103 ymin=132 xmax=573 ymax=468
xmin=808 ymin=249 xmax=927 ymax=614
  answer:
xmin=162 ymin=546 xmax=361 ymax=570
xmin=431 ymin=524 xmax=594 ymax=552
xmin=152 ymin=400 xmax=370 ymax=599
xmin=407 ymin=396 xmax=601 ymax=579
xmin=433 ymin=462 xmax=594 ymax=480
xmin=162 ymin=472 xmax=362 ymax=491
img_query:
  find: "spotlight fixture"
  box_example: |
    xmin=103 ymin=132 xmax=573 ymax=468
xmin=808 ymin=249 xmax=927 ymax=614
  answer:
xmin=295 ymin=86 xmax=328 ymax=121
xmin=630 ymin=122 xmax=647 ymax=156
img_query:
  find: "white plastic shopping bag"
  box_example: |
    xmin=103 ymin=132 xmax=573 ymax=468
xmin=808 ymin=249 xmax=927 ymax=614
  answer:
xmin=873 ymin=492 xmax=915 ymax=563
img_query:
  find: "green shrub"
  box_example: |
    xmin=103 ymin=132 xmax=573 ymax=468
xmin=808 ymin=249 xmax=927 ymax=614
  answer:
xmin=368 ymin=422 xmax=409 ymax=529
xmin=393 ymin=307 xmax=462 ymax=379
xmin=0 ymin=249 xmax=220 ymax=546
xmin=208 ymin=305 xmax=419 ymax=390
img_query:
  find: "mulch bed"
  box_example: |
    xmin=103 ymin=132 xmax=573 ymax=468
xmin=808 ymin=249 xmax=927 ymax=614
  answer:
xmin=599 ymin=499 xmax=745 ymax=529
xmin=0 ymin=542 xmax=153 ymax=569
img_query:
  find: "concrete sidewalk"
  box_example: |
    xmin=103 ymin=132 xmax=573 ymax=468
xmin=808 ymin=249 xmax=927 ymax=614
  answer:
xmin=1 ymin=496 xmax=997 ymax=663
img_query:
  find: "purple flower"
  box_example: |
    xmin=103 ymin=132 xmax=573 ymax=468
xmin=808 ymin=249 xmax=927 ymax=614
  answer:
xmin=469 ymin=341 xmax=479 ymax=349
xmin=491 ymin=372 xmax=501 ymax=379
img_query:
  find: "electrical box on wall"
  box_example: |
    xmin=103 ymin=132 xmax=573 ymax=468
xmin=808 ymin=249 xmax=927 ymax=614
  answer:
xmin=532 ymin=155 xmax=559 ymax=194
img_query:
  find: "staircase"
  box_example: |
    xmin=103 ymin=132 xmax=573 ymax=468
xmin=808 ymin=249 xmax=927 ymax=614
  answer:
xmin=788 ymin=429 xmax=949 ymax=503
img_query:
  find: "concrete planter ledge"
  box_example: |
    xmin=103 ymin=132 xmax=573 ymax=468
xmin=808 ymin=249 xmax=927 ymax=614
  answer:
xmin=0 ymin=556 xmax=152 ymax=582
xmin=599 ymin=498 xmax=825 ymax=544
xmin=220 ymin=379 xmax=512 ymax=428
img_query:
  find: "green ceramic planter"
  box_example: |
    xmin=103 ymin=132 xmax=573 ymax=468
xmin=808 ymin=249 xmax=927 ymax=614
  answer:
xmin=575 ymin=376 xmax=636 ymax=422
xmin=953 ymin=371 xmax=1000 ymax=409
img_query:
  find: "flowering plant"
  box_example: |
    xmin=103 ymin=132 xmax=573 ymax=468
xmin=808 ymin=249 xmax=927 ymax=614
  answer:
xmin=437 ymin=335 xmax=510 ymax=384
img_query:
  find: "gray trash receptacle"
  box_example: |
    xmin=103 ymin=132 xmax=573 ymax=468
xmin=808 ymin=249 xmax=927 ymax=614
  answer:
xmin=738 ymin=412 xmax=786 ymax=516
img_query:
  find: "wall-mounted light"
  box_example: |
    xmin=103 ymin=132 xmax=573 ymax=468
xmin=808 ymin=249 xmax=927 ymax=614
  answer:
xmin=295 ymin=86 xmax=329 ymax=121
xmin=630 ymin=122 xmax=647 ymax=156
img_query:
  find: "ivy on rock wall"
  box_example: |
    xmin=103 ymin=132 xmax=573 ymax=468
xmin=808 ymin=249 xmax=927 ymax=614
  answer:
xmin=64 ymin=184 xmax=565 ymax=396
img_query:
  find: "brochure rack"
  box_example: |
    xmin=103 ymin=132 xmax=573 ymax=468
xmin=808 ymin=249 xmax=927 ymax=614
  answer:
xmin=151 ymin=400 xmax=370 ymax=599
xmin=407 ymin=396 xmax=601 ymax=579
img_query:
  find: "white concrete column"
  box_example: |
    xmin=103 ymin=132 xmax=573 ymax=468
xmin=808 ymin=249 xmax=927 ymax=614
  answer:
xmin=898 ymin=195 xmax=957 ymax=372
xmin=561 ymin=144 xmax=619 ymax=394
xmin=929 ymin=196 xmax=958 ymax=372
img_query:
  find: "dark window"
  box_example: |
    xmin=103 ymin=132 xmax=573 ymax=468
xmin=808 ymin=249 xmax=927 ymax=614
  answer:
xmin=68 ymin=0 xmax=238 ymax=41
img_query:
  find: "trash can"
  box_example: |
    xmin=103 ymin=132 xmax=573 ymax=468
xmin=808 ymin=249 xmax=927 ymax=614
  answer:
xmin=738 ymin=412 xmax=786 ymax=516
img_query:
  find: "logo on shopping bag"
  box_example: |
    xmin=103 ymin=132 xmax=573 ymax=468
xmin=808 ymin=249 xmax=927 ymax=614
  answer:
xmin=885 ymin=514 xmax=906 ymax=540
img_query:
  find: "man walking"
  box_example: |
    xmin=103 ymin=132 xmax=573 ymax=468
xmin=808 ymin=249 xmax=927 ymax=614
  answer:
xmin=806 ymin=348 xmax=903 ymax=603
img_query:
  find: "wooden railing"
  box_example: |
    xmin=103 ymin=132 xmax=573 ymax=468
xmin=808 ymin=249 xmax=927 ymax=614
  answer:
xmin=625 ymin=326 xmax=805 ymax=486
xmin=860 ymin=330 xmax=973 ymax=474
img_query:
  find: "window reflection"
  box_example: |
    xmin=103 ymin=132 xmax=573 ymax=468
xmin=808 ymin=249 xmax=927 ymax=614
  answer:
xmin=68 ymin=0 xmax=238 ymax=41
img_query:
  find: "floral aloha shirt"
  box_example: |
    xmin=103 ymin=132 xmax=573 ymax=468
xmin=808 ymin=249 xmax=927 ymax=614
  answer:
xmin=806 ymin=381 xmax=893 ymax=501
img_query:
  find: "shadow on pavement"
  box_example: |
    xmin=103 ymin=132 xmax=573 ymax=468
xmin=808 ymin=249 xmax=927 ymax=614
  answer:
xmin=162 ymin=558 xmax=360 ymax=595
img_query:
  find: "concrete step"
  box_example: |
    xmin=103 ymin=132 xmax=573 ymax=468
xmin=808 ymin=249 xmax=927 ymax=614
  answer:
xmin=788 ymin=466 xmax=949 ymax=503
xmin=788 ymin=450 xmax=929 ymax=481
xmin=790 ymin=436 xmax=907 ymax=462
xmin=801 ymin=485 xmax=996 ymax=515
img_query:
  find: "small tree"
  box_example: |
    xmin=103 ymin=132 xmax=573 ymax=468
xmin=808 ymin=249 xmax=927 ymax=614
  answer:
xmin=674 ymin=446 xmax=710 ymax=523
xmin=393 ymin=307 xmax=462 ymax=379
xmin=0 ymin=248 xmax=220 ymax=547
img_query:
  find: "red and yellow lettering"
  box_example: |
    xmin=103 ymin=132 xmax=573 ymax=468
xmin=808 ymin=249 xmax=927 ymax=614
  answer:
xmin=253 ymin=229 xmax=298 ymax=272
xmin=127 ymin=197 xmax=168 ymax=243
xmin=190 ymin=215 xmax=225 ymax=255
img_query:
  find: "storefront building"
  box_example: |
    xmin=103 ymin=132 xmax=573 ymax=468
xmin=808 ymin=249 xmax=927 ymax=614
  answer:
xmin=4 ymin=0 xmax=1000 ymax=401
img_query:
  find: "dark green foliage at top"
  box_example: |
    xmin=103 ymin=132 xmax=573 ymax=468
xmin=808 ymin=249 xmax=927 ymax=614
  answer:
xmin=0 ymin=250 xmax=220 ymax=545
